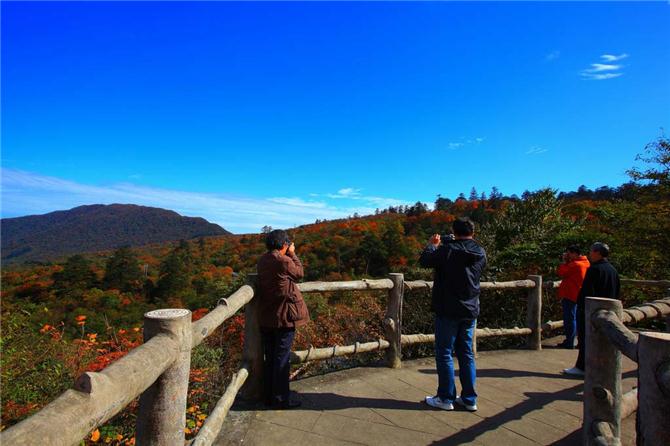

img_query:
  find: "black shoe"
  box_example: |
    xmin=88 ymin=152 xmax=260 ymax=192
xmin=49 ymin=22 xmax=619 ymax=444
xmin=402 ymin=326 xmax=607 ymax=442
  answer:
xmin=275 ymin=399 xmax=301 ymax=409
xmin=557 ymin=342 xmax=575 ymax=349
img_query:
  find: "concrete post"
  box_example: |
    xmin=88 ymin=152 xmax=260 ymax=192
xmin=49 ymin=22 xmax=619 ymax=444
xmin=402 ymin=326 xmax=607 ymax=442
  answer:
xmin=241 ymin=273 xmax=263 ymax=400
xmin=636 ymin=331 xmax=670 ymax=445
xmin=136 ymin=308 xmax=192 ymax=446
xmin=526 ymin=275 xmax=542 ymax=350
xmin=383 ymin=273 xmax=404 ymax=368
xmin=584 ymin=297 xmax=622 ymax=446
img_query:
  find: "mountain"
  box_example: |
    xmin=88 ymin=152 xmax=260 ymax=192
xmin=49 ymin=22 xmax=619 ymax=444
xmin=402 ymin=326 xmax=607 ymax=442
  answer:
xmin=1 ymin=204 xmax=231 ymax=263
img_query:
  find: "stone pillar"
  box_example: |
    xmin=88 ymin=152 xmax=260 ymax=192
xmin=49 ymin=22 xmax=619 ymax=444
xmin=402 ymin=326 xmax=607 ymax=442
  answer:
xmin=636 ymin=331 xmax=670 ymax=445
xmin=383 ymin=273 xmax=404 ymax=368
xmin=584 ymin=297 xmax=622 ymax=446
xmin=136 ymin=308 xmax=192 ymax=446
xmin=526 ymin=275 xmax=542 ymax=350
xmin=241 ymin=273 xmax=263 ymax=400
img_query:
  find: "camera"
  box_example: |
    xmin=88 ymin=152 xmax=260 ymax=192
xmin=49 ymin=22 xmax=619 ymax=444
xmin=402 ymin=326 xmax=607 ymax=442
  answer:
xmin=442 ymin=233 xmax=456 ymax=242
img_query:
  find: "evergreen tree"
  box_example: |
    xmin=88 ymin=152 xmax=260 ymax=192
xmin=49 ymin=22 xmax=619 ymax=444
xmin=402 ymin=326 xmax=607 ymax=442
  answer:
xmin=156 ymin=241 xmax=194 ymax=300
xmin=103 ymin=246 xmax=143 ymax=293
xmin=52 ymin=255 xmax=98 ymax=297
xmin=434 ymin=195 xmax=453 ymax=212
xmin=358 ymin=232 xmax=388 ymax=276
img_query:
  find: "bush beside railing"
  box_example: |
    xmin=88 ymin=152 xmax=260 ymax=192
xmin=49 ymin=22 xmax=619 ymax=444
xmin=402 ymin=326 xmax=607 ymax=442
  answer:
xmin=2 ymin=275 xmax=668 ymax=445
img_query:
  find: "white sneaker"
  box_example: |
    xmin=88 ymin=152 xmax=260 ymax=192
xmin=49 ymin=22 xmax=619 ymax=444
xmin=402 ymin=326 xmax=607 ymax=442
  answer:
xmin=562 ymin=367 xmax=585 ymax=377
xmin=455 ymin=396 xmax=478 ymax=412
xmin=425 ymin=395 xmax=454 ymax=410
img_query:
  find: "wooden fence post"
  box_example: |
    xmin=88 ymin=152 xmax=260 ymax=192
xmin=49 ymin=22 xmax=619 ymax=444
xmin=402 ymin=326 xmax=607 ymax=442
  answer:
xmin=241 ymin=273 xmax=263 ymax=400
xmin=136 ymin=309 xmax=192 ymax=446
xmin=526 ymin=275 xmax=542 ymax=350
xmin=584 ymin=297 xmax=622 ymax=446
xmin=636 ymin=331 xmax=670 ymax=445
xmin=384 ymin=273 xmax=404 ymax=368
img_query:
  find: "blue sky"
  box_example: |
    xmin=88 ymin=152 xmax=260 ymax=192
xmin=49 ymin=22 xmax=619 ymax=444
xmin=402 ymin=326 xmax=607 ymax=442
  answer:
xmin=2 ymin=1 xmax=669 ymax=233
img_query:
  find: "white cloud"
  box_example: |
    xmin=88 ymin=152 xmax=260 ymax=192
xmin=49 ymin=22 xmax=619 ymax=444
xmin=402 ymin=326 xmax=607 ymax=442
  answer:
xmin=447 ymin=137 xmax=485 ymax=150
xmin=1 ymin=169 xmax=407 ymax=233
xmin=601 ymin=53 xmax=629 ymax=62
xmin=583 ymin=73 xmax=623 ymax=80
xmin=545 ymin=50 xmax=560 ymax=61
xmin=525 ymin=146 xmax=548 ymax=155
xmin=587 ymin=63 xmax=621 ymax=72
xmin=580 ymin=54 xmax=628 ymax=80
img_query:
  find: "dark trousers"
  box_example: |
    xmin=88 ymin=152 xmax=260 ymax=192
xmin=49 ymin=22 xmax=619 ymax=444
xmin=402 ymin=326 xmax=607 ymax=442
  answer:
xmin=575 ymin=296 xmax=585 ymax=370
xmin=261 ymin=327 xmax=295 ymax=405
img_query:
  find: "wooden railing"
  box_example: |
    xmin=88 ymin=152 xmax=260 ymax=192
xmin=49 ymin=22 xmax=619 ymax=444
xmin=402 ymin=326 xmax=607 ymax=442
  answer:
xmin=583 ymin=296 xmax=670 ymax=446
xmin=2 ymin=273 xmax=669 ymax=445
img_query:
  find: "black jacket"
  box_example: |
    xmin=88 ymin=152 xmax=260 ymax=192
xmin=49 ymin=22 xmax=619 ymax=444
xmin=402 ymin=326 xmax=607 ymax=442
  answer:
xmin=419 ymin=239 xmax=487 ymax=319
xmin=577 ymin=259 xmax=620 ymax=304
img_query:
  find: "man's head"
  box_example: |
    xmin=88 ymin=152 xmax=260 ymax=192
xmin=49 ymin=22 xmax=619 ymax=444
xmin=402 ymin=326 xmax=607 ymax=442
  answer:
xmin=452 ymin=217 xmax=475 ymax=239
xmin=565 ymin=245 xmax=581 ymax=261
xmin=265 ymin=229 xmax=290 ymax=252
xmin=589 ymin=242 xmax=610 ymax=262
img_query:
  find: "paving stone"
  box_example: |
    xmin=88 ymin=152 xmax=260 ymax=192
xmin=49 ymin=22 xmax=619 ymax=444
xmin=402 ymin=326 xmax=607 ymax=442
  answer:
xmin=311 ymin=412 xmax=443 ymax=446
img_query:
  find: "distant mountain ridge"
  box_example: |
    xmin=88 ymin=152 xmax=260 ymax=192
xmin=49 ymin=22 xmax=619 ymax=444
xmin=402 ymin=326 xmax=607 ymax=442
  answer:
xmin=1 ymin=204 xmax=230 ymax=263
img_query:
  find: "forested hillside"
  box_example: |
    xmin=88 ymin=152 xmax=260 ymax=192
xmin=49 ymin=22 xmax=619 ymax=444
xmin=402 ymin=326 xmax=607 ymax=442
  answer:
xmin=1 ymin=204 xmax=230 ymax=263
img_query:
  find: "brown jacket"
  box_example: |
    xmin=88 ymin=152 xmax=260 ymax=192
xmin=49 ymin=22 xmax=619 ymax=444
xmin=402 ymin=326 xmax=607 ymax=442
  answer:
xmin=257 ymin=250 xmax=310 ymax=329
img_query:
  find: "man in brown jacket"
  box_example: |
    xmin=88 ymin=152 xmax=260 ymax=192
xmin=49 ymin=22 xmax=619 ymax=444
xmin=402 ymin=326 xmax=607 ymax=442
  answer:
xmin=257 ymin=229 xmax=310 ymax=408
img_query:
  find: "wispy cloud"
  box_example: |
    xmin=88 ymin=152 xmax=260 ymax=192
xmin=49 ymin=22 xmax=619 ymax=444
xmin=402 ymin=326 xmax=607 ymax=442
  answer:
xmin=327 ymin=188 xmax=361 ymax=198
xmin=321 ymin=186 xmax=405 ymax=208
xmin=581 ymin=54 xmax=628 ymax=80
xmin=525 ymin=146 xmax=548 ymax=155
xmin=1 ymin=169 xmax=407 ymax=233
xmin=545 ymin=50 xmax=560 ymax=61
xmin=447 ymin=137 xmax=485 ymax=151
xmin=601 ymin=53 xmax=629 ymax=62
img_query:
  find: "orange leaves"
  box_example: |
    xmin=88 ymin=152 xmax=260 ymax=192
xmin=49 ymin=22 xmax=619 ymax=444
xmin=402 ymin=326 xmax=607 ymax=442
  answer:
xmin=76 ymin=315 xmax=87 ymax=326
xmin=191 ymin=308 xmax=209 ymax=322
xmin=90 ymin=429 xmax=100 ymax=442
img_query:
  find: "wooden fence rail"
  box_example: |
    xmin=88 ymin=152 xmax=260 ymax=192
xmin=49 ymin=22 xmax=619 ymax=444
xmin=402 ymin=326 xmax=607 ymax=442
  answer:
xmin=584 ymin=296 xmax=670 ymax=446
xmin=2 ymin=274 xmax=668 ymax=446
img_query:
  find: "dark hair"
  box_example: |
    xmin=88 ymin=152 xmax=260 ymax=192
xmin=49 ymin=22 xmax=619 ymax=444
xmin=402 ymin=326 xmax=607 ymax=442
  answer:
xmin=452 ymin=217 xmax=475 ymax=237
xmin=265 ymin=229 xmax=290 ymax=251
xmin=566 ymin=245 xmax=581 ymax=255
xmin=590 ymin=242 xmax=610 ymax=257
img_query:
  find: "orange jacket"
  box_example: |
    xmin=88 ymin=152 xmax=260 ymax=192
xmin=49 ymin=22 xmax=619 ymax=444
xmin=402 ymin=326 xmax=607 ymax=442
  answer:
xmin=557 ymin=256 xmax=590 ymax=302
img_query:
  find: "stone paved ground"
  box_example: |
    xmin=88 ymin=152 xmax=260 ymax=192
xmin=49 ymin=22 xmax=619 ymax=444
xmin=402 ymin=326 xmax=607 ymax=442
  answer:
xmin=215 ymin=341 xmax=637 ymax=445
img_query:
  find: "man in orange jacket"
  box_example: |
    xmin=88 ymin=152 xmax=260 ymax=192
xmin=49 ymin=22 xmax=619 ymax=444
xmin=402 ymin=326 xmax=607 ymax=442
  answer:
xmin=556 ymin=246 xmax=590 ymax=349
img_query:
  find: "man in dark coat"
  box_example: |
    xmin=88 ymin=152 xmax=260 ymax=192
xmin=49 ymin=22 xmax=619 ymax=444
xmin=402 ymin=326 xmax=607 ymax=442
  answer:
xmin=563 ymin=242 xmax=620 ymax=376
xmin=257 ymin=229 xmax=310 ymax=408
xmin=419 ymin=217 xmax=487 ymax=411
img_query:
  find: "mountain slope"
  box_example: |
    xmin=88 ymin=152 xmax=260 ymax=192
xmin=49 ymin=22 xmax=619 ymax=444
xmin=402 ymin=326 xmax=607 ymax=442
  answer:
xmin=1 ymin=204 xmax=230 ymax=263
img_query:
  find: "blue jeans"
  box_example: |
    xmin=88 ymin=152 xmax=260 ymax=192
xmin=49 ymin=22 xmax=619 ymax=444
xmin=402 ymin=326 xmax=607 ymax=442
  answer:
xmin=561 ymin=299 xmax=577 ymax=347
xmin=434 ymin=316 xmax=477 ymax=406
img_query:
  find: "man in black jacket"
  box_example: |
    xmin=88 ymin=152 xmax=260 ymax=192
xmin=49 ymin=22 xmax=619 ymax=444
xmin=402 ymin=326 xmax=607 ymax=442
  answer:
xmin=419 ymin=217 xmax=486 ymax=411
xmin=563 ymin=242 xmax=620 ymax=376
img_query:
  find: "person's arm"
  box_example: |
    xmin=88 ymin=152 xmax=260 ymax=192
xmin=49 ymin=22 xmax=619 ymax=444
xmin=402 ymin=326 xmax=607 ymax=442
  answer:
xmin=578 ymin=267 xmax=595 ymax=300
xmin=557 ymin=262 xmax=571 ymax=278
xmin=419 ymin=234 xmax=444 ymax=268
xmin=284 ymin=245 xmax=304 ymax=280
